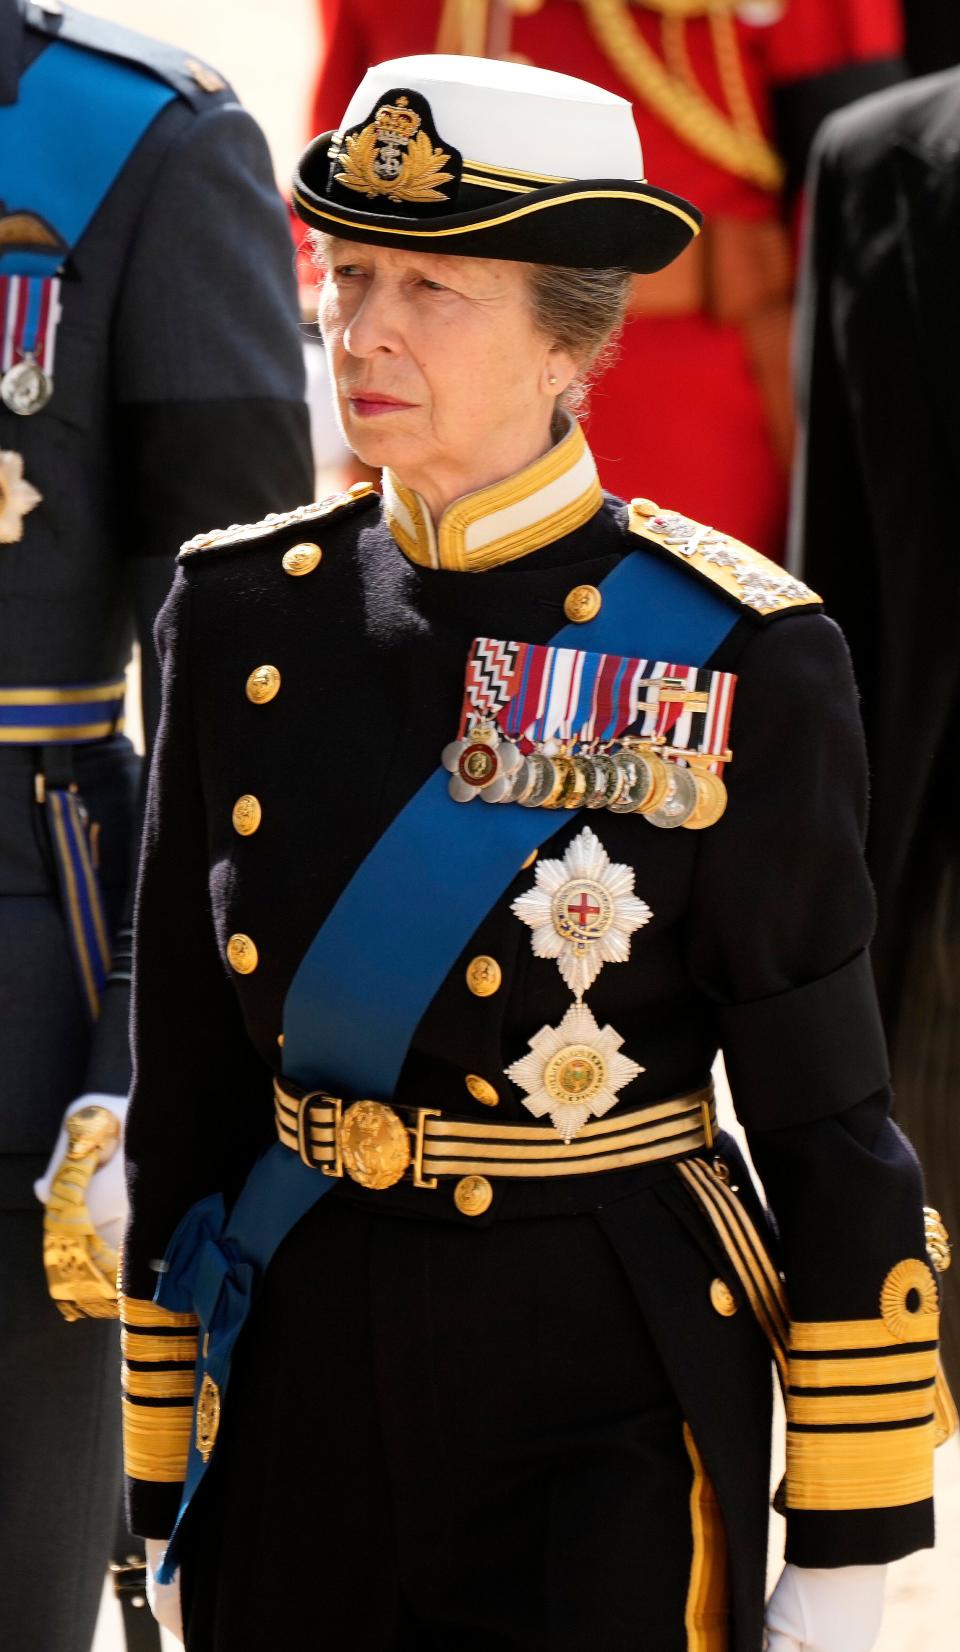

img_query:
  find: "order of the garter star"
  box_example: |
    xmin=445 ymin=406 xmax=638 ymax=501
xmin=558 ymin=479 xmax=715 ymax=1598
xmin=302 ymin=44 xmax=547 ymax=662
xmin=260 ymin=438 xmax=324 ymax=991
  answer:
xmin=511 ymin=824 xmax=653 ymax=998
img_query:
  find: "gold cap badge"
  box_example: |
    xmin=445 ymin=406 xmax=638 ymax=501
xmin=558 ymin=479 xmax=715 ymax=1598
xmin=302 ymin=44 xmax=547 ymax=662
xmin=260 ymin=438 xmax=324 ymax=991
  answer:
xmin=330 ymin=88 xmax=460 ymax=209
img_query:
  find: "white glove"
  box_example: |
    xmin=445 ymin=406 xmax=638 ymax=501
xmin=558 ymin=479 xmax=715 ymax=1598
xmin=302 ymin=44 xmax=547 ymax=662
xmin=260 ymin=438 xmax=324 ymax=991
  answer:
xmin=145 ymin=1537 xmax=184 ymax=1644
xmin=765 ymin=1563 xmax=886 ymax=1652
xmin=34 ymin=1093 xmax=129 ymax=1250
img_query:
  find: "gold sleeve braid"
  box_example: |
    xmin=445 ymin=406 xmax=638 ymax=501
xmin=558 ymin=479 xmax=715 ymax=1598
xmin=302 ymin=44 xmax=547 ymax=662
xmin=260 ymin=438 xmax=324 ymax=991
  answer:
xmin=121 ymin=1293 xmax=199 ymax=1485
xmin=786 ymin=1261 xmax=944 ymax=1513
xmin=678 ymin=1162 xmax=955 ymax=1514
xmin=580 ymin=0 xmax=784 ymax=190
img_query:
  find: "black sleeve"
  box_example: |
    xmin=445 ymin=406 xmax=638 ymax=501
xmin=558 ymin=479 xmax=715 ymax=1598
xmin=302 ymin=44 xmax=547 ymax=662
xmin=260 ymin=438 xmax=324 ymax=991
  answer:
xmin=788 ymin=122 xmax=881 ymax=740
xmin=112 ymin=99 xmax=314 ymax=557
xmin=83 ymin=99 xmax=314 ymax=1104
xmin=687 ymin=614 xmax=937 ymax=1565
xmin=121 ymin=567 xmax=271 ymax=1539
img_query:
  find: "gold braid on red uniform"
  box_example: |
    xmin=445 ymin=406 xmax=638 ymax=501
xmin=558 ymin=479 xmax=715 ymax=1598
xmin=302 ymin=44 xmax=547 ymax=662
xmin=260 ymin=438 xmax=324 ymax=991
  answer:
xmin=581 ymin=0 xmax=784 ymax=188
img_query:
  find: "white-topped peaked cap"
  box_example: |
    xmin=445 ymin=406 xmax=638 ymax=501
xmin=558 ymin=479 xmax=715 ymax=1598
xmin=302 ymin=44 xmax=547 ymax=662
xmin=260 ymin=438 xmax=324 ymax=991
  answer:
xmin=336 ymin=55 xmax=645 ymax=184
xmin=293 ymin=53 xmax=700 ymax=275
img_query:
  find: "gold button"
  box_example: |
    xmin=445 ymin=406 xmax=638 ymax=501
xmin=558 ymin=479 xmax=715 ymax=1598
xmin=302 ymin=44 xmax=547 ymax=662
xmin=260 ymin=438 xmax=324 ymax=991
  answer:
xmin=631 ymin=497 xmax=660 ymax=517
xmin=245 ymin=664 xmax=281 ymax=704
xmin=282 ymin=541 xmax=322 ymax=576
xmin=465 ymin=1074 xmax=499 ymax=1108
xmin=226 ymin=932 xmax=258 ymax=974
xmin=563 ymin=584 xmax=602 ymax=624
xmin=466 ymin=955 xmax=501 ymax=997
xmin=277 ymin=1033 xmax=285 ymax=1046
xmin=454 ymin=1175 xmax=493 ymax=1217
xmin=232 ymin=794 xmax=262 ymax=836
xmin=520 ymin=848 xmax=538 ymax=871
xmin=710 ymin=1278 xmax=737 ymax=1317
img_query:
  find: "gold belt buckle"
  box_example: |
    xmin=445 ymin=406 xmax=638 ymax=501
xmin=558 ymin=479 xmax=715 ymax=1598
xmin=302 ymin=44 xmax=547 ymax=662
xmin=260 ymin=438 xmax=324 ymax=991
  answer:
xmin=331 ymin=1100 xmax=440 ymax=1191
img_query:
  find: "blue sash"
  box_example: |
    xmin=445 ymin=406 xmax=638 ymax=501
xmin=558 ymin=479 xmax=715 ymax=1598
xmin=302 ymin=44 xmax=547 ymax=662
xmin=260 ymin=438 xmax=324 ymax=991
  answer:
xmin=155 ymin=543 xmax=740 ymax=1576
xmin=0 ymin=41 xmax=176 ymax=276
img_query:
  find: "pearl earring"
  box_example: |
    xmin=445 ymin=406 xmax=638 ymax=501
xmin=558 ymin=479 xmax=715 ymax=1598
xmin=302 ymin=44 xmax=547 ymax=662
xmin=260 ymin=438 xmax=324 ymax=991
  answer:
xmin=547 ymin=373 xmax=558 ymax=386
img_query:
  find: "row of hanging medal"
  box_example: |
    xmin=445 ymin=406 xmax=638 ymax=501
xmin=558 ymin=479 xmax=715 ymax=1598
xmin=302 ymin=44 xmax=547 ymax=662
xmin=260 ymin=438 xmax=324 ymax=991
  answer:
xmin=441 ymin=637 xmax=737 ymax=833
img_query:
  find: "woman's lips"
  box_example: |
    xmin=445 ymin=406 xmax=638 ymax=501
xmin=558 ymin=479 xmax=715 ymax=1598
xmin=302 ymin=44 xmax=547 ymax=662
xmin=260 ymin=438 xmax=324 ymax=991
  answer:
xmin=348 ymin=393 xmax=415 ymax=418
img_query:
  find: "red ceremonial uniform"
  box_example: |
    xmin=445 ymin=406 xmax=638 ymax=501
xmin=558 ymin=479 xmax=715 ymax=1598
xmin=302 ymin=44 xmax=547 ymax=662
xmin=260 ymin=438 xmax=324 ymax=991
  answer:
xmin=311 ymin=0 xmax=903 ymax=559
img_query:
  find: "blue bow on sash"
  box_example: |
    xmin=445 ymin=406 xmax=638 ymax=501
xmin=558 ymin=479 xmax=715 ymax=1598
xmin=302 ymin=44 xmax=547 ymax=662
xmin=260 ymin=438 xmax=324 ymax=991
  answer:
xmin=155 ymin=541 xmax=740 ymax=1577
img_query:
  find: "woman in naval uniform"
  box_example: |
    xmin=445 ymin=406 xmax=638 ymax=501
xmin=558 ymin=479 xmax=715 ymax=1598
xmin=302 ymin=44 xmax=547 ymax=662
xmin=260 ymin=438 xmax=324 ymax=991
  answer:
xmin=121 ymin=53 xmax=949 ymax=1652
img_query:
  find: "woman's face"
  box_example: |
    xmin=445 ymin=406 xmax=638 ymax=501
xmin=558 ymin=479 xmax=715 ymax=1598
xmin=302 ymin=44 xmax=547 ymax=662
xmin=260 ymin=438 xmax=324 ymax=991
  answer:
xmin=318 ymin=238 xmax=575 ymax=511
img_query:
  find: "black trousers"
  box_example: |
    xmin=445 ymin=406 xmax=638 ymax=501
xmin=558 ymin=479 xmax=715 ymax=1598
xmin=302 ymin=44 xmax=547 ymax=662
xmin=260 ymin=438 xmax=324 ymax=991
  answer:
xmin=0 ymin=736 xmax=140 ymax=1652
xmin=182 ymin=1194 xmax=716 ymax=1651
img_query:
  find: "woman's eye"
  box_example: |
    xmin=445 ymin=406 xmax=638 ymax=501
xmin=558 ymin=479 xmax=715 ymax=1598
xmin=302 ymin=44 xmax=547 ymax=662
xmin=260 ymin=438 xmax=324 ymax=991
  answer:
xmin=420 ymin=279 xmax=449 ymax=293
xmin=335 ymin=265 xmax=364 ymax=279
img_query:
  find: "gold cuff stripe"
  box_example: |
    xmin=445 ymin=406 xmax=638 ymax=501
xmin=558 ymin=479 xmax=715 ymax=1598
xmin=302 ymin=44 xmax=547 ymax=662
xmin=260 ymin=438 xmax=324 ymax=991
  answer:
xmin=788 ymin=1350 xmax=939 ymax=1389
xmin=121 ymin=1329 xmax=198 ymax=1363
xmin=0 ymin=680 xmax=125 ymax=706
xmin=292 ymin=185 xmax=702 ymax=242
xmin=788 ymin=1387 xmax=936 ymax=1427
xmin=683 ymin=1423 xmax=729 ymax=1650
xmin=122 ymin=1395 xmax=193 ymax=1484
xmin=120 ymin=1295 xmax=198 ymax=1331
xmin=0 ymin=720 xmax=125 ymax=743
xmin=790 ymin=1317 xmax=939 ymax=1353
xmin=785 ymin=1419 xmax=935 ymax=1511
xmin=123 ymin=1365 xmax=196 ymax=1400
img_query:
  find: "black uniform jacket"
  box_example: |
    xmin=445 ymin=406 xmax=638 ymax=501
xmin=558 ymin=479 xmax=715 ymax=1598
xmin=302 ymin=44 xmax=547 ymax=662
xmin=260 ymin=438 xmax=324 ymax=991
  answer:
xmin=122 ymin=472 xmax=939 ymax=1596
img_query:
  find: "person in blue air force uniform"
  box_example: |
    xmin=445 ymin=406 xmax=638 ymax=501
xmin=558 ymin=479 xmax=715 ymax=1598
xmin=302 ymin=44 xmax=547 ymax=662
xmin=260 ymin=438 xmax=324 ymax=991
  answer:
xmin=122 ymin=53 xmax=954 ymax=1652
xmin=0 ymin=2 xmax=312 ymax=1648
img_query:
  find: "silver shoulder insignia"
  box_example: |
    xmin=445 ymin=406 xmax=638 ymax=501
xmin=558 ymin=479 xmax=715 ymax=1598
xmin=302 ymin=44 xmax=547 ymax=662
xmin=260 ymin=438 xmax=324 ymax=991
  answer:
xmin=628 ymin=498 xmax=821 ymax=618
xmin=178 ymin=482 xmax=377 ymax=560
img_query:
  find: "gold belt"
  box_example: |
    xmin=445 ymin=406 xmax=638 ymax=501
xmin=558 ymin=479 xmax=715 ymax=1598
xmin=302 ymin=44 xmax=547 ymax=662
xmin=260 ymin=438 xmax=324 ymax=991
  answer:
xmin=273 ymin=1079 xmax=716 ymax=1192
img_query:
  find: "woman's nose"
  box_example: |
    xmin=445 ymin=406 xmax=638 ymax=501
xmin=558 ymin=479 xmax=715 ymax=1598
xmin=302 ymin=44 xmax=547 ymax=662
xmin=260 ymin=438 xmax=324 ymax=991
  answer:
xmin=343 ymin=281 xmax=399 ymax=358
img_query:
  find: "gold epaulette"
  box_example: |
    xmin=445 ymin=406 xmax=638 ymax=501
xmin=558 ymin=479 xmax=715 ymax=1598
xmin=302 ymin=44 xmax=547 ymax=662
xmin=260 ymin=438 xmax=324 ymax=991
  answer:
xmin=177 ymin=481 xmax=377 ymax=561
xmin=628 ymin=498 xmax=821 ymax=619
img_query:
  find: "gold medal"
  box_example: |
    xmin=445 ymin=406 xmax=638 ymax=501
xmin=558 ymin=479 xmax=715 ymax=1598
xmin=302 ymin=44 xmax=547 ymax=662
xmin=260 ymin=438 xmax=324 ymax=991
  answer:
xmin=555 ymin=755 xmax=589 ymax=809
xmin=633 ymin=753 xmax=672 ymax=815
xmin=682 ymin=770 xmax=728 ymax=831
xmin=541 ymin=754 xmax=575 ymax=808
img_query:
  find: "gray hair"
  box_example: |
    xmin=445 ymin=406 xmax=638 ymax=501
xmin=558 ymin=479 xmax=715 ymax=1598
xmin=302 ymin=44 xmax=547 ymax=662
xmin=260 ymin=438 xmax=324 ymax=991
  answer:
xmin=525 ymin=263 xmax=633 ymax=419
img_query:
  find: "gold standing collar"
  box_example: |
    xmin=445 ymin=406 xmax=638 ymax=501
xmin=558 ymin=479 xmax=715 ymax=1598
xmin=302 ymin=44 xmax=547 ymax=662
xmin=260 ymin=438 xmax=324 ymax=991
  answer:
xmin=382 ymin=417 xmax=604 ymax=573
